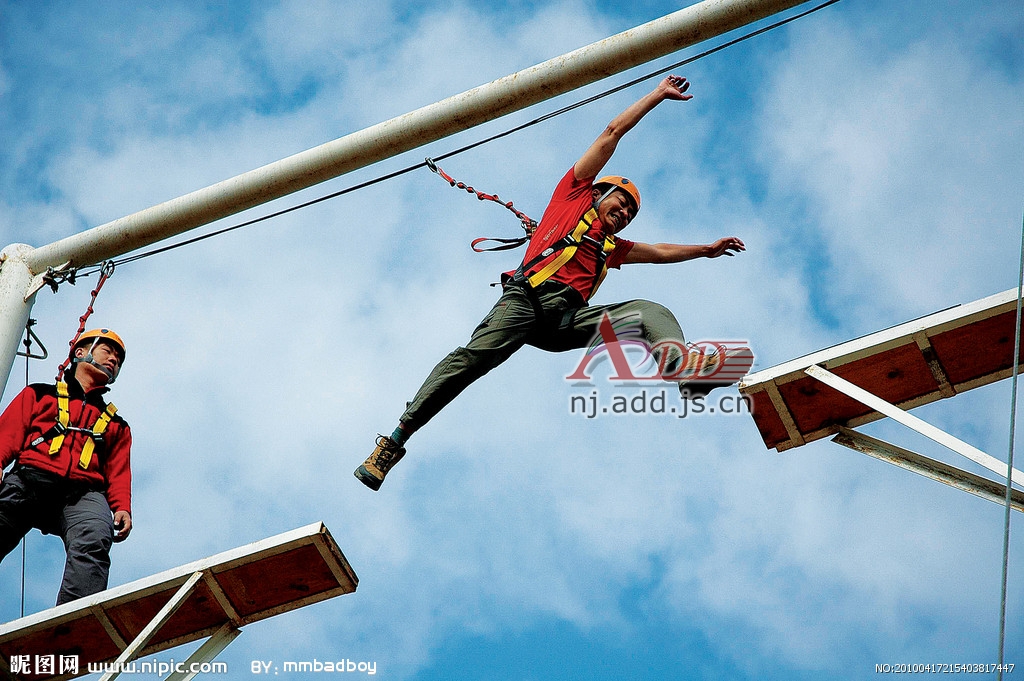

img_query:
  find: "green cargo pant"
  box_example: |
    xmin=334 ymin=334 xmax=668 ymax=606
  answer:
xmin=400 ymin=281 xmax=686 ymax=432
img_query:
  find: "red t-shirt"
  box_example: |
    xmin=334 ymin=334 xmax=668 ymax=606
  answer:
xmin=506 ymin=167 xmax=634 ymax=300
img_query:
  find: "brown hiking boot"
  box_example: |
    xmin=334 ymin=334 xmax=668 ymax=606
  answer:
xmin=677 ymin=345 xmax=754 ymax=398
xmin=355 ymin=435 xmax=407 ymax=491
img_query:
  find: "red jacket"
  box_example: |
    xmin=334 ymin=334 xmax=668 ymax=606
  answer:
xmin=0 ymin=378 xmax=132 ymax=515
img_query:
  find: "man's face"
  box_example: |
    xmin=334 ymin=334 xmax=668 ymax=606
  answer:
xmin=75 ymin=340 xmax=123 ymax=383
xmin=595 ymin=188 xmax=637 ymax=235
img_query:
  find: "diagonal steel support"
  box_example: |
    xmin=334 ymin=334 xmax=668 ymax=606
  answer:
xmin=98 ymin=571 xmax=204 ymax=681
xmin=163 ymin=623 xmax=241 ymax=681
xmin=805 ymin=364 xmax=1024 ymax=488
xmin=832 ymin=428 xmax=1024 ymax=512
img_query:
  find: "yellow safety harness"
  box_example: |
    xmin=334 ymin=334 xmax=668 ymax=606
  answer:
xmin=429 ymin=159 xmax=621 ymax=302
xmin=46 ymin=381 xmax=71 ymax=455
xmin=37 ymin=381 xmax=118 ymax=470
xmin=508 ymin=206 xmax=617 ymax=301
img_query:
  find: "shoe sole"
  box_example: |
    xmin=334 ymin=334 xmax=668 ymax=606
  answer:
xmin=679 ymin=381 xmax=734 ymax=399
xmin=354 ymin=465 xmax=383 ymax=491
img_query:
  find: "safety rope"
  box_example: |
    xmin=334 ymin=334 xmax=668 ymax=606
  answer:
xmin=424 ymin=157 xmax=537 ymax=251
xmin=997 ymin=209 xmax=1024 ymax=680
xmin=65 ymin=0 xmax=841 ymax=282
xmin=20 ymin=320 xmax=35 ymax=619
xmin=53 ymin=261 xmax=114 ymax=382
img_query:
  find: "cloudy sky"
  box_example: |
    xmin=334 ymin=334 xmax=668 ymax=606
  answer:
xmin=1 ymin=0 xmax=1022 ymax=678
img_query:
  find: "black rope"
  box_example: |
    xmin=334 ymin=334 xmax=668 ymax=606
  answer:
xmin=20 ymin=320 xmax=34 ymax=619
xmin=72 ymin=0 xmax=841 ymax=280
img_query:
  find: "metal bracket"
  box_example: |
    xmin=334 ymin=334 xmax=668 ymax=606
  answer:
xmin=15 ymin=320 xmax=47 ymax=361
xmin=26 ymin=261 xmax=74 ymax=300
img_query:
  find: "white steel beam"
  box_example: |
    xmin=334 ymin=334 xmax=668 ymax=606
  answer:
xmin=805 ymin=365 xmax=1024 ymax=488
xmin=163 ymin=624 xmax=241 ymax=681
xmin=0 ymin=246 xmax=40 ymax=396
xmin=98 ymin=572 xmax=204 ymax=681
xmin=27 ymin=0 xmax=810 ymax=273
xmin=0 ymin=0 xmax=811 ymax=395
xmin=832 ymin=428 xmax=1024 ymax=513
xmin=742 ymin=288 xmax=1021 ymax=388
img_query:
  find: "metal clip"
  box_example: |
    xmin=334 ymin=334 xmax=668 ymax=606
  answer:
xmin=27 ymin=260 xmax=73 ymax=298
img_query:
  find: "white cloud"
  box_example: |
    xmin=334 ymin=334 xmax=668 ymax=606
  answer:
xmin=760 ymin=16 xmax=1024 ymax=329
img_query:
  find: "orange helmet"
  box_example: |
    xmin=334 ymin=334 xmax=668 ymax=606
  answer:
xmin=595 ymin=175 xmax=641 ymax=213
xmin=74 ymin=328 xmax=126 ymax=362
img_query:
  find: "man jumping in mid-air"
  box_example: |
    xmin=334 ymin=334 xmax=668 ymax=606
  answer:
xmin=357 ymin=75 xmax=751 ymax=491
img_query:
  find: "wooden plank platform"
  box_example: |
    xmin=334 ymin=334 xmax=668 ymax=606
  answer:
xmin=739 ymin=288 xmax=1024 ymax=451
xmin=0 ymin=522 xmax=357 ymax=680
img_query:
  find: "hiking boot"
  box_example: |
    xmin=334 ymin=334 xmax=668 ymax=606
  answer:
xmin=355 ymin=435 xmax=407 ymax=491
xmin=677 ymin=345 xmax=754 ymax=398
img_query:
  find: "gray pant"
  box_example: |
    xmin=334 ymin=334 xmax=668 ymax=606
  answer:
xmin=0 ymin=465 xmax=115 ymax=605
xmin=400 ymin=282 xmax=686 ymax=432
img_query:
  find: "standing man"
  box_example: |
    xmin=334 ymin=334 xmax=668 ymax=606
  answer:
xmin=0 ymin=328 xmax=132 ymax=606
xmin=356 ymin=75 xmax=750 ymax=491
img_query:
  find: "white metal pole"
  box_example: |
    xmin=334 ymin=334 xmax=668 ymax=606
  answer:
xmin=24 ymin=0 xmax=808 ymax=274
xmin=806 ymin=365 xmax=1024 ymax=487
xmin=97 ymin=571 xmax=205 ymax=681
xmin=1 ymin=0 xmax=811 ymax=395
xmin=0 ymin=245 xmax=39 ymax=394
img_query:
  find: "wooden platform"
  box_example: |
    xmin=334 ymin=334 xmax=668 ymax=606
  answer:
xmin=739 ymin=288 xmax=1024 ymax=452
xmin=0 ymin=522 xmax=357 ymax=680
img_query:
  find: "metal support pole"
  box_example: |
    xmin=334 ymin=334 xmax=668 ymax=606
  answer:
xmin=0 ymin=246 xmax=38 ymax=400
xmin=98 ymin=571 xmax=204 ymax=681
xmin=163 ymin=624 xmax=241 ymax=681
xmin=26 ymin=0 xmax=808 ymax=274
xmin=832 ymin=428 xmax=1024 ymax=513
xmin=805 ymin=365 xmax=1024 ymax=487
xmin=1 ymin=0 xmax=811 ymax=393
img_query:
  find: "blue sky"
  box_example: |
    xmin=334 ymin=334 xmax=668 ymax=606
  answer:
xmin=1 ymin=0 xmax=1023 ymax=679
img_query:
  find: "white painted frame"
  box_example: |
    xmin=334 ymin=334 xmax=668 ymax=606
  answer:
xmin=0 ymin=522 xmax=355 ymax=681
xmin=739 ymin=287 xmax=1023 ymax=451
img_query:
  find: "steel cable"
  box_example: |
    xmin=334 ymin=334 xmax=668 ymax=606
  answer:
xmin=998 ymin=209 xmax=1024 ymax=680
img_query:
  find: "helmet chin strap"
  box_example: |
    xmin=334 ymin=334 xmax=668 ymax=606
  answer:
xmin=593 ymin=186 xmax=618 ymax=212
xmin=72 ymin=338 xmax=118 ymax=384
xmin=594 ymin=186 xmax=635 ymax=233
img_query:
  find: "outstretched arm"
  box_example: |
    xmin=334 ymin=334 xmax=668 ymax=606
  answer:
xmin=623 ymin=237 xmax=745 ymax=264
xmin=574 ymin=75 xmax=692 ymax=182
